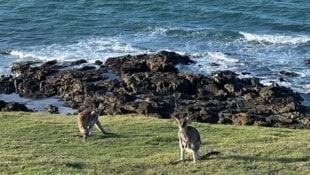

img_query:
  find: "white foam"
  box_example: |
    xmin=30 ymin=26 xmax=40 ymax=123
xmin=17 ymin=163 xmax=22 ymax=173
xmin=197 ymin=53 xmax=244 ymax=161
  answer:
xmin=302 ymin=84 xmax=310 ymax=93
xmin=149 ymin=27 xmax=168 ymax=37
xmin=9 ymin=37 xmax=146 ymax=64
xmin=258 ymin=76 xmax=310 ymax=94
xmin=134 ymin=27 xmax=214 ymax=42
xmin=133 ymin=27 xmax=168 ymax=42
xmin=3 ymin=30 xmax=310 ymax=96
xmin=176 ymin=51 xmax=244 ymax=76
xmin=207 ymin=52 xmax=239 ymax=63
xmin=240 ymin=31 xmax=310 ymax=44
xmin=10 ymin=50 xmax=51 ymax=62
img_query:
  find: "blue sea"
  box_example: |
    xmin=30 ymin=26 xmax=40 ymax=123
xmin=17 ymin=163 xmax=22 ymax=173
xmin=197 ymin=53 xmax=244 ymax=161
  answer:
xmin=1 ymin=0 xmax=310 ymax=96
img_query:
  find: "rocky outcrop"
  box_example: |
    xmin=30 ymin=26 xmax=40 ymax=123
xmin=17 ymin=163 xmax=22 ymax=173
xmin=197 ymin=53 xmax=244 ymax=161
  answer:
xmin=0 ymin=100 xmax=32 ymax=112
xmin=0 ymin=51 xmax=309 ymax=128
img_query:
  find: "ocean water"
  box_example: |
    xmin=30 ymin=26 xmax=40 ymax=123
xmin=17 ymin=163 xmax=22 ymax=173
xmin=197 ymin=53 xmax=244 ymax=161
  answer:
xmin=1 ymin=0 xmax=310 ymax=95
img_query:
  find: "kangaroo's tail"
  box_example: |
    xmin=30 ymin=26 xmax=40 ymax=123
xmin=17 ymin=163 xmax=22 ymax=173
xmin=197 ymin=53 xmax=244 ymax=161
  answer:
xmin=199 ymin=151 xmax=221 ymax=160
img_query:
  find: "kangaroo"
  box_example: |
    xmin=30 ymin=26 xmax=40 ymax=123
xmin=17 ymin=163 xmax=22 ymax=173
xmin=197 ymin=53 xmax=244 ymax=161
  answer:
xmin=174 ymin=115 xmax=201 ymax=163
xmin=77 ymin=109 xmax=107 ymax=140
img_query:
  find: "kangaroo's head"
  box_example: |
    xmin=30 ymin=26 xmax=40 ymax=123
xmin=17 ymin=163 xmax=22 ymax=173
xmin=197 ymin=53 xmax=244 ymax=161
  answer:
xmin=174 ymin=115 xmax=189 ymax=129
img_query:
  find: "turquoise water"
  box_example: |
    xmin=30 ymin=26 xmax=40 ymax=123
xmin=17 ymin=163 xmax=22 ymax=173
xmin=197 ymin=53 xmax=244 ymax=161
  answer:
xmin=0 ymin=0 xmax=310 ymax=93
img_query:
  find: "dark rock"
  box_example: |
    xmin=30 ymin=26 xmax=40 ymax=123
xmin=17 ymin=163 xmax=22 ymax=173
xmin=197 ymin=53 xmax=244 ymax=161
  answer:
xmin=45 ymin=104 xmax=59 ymax=114
xmin=94 ymin=60 xmax=103 ymax=65
xmin=1 ymin=50 xmax=309 ymax=128
xmin=279 ymin=77 xmax=286 ymax=82
xmin=210 ymin=62 xmax=220 ymax=66
xmin=105 ymin=54 xmax=149 ymax=75
xmin=81 ymin=66 xmax=96 ymax=71
xmin=304 ymin=58 xmax=310 ymax=65
xmin=0 ymin=100 xmax=6 ymax=109
xmin=279 ymin=70 xmax=299 ymax=77
xmin=72 ymin=59 xmax=87 ymax=65
xmin=11 ymin=62 xmax=31 ymax=74
xmin=146 ymin=51 xmax=194 ymax=72
xmin=0 ymin=100 xmax=32 ymax=112
xmin=0 ymin=50 xmax=10 ymax=55
xmin=42 ymin=60 xmax=57 ymax=67
xmin=156 ymin=50 xmax=195 ymax=65
xmin=241 ymin=72 xmax=251 ymax=76
xmin=0 ymin=75 xmax=15 ymax=94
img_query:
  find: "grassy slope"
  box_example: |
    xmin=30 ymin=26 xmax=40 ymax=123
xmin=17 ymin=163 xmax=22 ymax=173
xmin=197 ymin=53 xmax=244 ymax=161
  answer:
xmin=0 ymin=112 xmax=309 ymax=175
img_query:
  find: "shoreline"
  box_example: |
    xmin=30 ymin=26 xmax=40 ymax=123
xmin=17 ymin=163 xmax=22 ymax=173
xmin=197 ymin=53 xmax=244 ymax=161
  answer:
xmin=0 ymin=93 xmax=77 ymax=114
xmin=0 ymin=51 xmax=309 ymax=128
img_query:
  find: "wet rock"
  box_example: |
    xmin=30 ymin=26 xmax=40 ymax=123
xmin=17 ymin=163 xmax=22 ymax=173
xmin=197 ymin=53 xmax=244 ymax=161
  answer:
xmin=146 ymin=50 xmax=193 ymax=72
xmin=71 ymin=59 xmax=87 ymax=65
xmin=105 ymin=54 xmax=149 ymax=75
xmin=0 ymin=100 xmax=32 ymax=112
xmin=79 ymin=65 xmax=96 ymax=71
xmin=45 ymin=104 xmax=59 ymax=114
xmin=0 ymin=100 xmax=6 ymax=109
xmin=210 ymin=62 xmax=220 ymax=66
xmin=279 ymin=77 xmax=286 ymax=82
xmin=0 ymin=75 xmax=15 ymax=94
xmin=304 ymin=58 xmax=310 ymax=65
xmin=279 ymin=70 xmax=299 ymax=77
xmin=0 ymin=50 xmax=309 ymax=128
xmin=11 ymin=62 xmax=32 ymax=74
xmin=94 ymin=60 xmax=103 ymax=65
xmin=42 ymin=60 xmax=57 ymax=67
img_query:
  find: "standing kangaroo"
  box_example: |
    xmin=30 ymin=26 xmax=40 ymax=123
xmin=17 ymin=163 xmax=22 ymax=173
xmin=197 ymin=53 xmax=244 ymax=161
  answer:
xmin=174 ymin=116 xmax=201 ymax=163
xmin=77 ymin=109 xmax=107 ymax=140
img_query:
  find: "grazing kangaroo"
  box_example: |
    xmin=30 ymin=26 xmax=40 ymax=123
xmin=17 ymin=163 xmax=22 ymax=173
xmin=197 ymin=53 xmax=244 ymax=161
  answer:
xmin=174 ymin=115 xmax=201 ymax=163
xmin=77 ymin=109 xmax=107 ymax=140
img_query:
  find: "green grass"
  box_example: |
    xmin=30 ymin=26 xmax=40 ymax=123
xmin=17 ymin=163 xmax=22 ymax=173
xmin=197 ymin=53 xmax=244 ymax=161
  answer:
xmin=0 ymin=112 xmax=309 ymax=175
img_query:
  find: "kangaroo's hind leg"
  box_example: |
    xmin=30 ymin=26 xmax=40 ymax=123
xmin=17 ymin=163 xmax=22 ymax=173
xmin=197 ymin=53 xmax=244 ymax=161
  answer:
xmin=193 ymin=150 xmax=199 ymax=163
xmin=179 ymin=142 xmax=185 ymax=161
xmin=180 ymin=148 xmax=185 ymax=161
xmin=88 ymin=124 xmax=94 ymax=136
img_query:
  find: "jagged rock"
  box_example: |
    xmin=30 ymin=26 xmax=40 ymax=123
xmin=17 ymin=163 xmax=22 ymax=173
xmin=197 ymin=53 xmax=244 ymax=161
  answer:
xmin=42 ymin=60 xmax=57 ymax=67
xmin=71 ymin=59 xmax=87 ymax=65
xmin=279 ymin=70 xmax=299 ymax=77
xmin=0 ymin=75 xmax=15 ymax=94
xmin=45 ymin=104 xmax=59 ymax=114
xmin=304 ymin=58 xmax=310 ymax=65
xmin=146 ymin=51 xmax=193 ymax=72
xmin=0 ymin=100 xmax=31 ymax=112
xmin=0 ymin=51 xmax=309 ymax=128
xmin=94 ymin=60 xmax=103 ymax=65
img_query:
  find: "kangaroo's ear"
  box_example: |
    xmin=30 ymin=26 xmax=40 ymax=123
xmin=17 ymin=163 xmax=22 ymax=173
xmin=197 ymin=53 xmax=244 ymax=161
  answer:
xmin=91 ymin=111 xmax=97 ymax=116
xmin=186 ymin=116 xmax=192 ymax=124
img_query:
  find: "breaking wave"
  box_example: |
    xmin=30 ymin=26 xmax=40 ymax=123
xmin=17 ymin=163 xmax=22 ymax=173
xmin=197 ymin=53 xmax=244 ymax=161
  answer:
xmin=9 ymin=37 xmax=147 ymax=63
xmin=240 ymin=31 xmax=310 ymax=44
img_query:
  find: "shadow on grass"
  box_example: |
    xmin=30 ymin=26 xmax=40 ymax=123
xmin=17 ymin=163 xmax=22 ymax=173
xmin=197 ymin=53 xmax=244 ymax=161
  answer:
xmin=220 ymin=154 xmax=310 ymax=175
xmin=223 ymin=154 xmax=309 ymax=163
xmin=101 ymin=132 xmax=123 ymax=139
xmin=169 ymin=151 xmax=221 ymax=165
xmin=65 ymin=162 xmax=84 ymax=169
xmin=73 ymin=132 xmax=124 ymax=140
xmin=169 ymin=152 xmax=309 ymax=165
